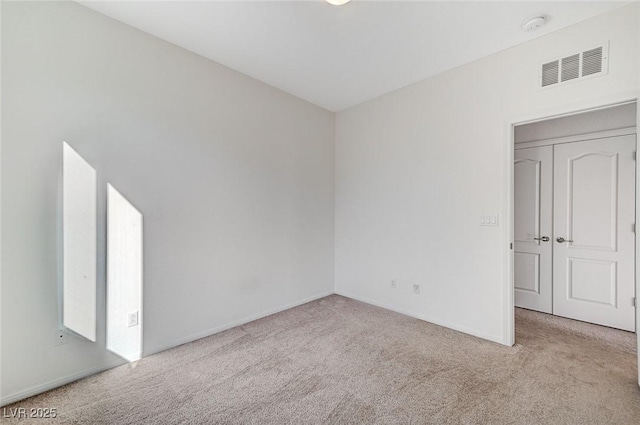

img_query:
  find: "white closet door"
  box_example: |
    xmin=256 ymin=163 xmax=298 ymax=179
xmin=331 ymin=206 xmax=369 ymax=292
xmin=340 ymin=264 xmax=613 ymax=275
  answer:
xmin=514 ymin=146 xmax=553 ymax=313
xmin=553 ymin=135 xmax=636 ymax=331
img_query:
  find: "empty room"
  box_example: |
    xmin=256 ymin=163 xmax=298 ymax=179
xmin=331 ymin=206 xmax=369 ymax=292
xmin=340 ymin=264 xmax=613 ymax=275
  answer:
xmin=1 ymin=0 xmax=639 ymax=424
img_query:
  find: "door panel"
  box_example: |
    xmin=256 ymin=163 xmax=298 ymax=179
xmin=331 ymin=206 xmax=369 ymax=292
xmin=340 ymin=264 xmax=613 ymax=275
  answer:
xmin=553 ymin=135 xmax=636 ymax=331
xmin=567 ymin=258 xmax=616 ymax=305
xmin=514 ymin=146 xmax=553 ymax=313
xmin=514 ymin=252 xmax=540 ymax=294
xmin=569 ymin=152 xmax=618 ymax=251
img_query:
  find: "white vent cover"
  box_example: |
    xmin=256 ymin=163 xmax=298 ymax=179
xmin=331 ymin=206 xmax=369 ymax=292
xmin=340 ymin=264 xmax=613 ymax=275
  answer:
xmin=561 ymin=54 xmax=580 ymax=82
xmin=582 ymin=47 xmax=604 ymax=76
xmin=539 ymin=43 xmax=609 ymax=89
xmin=541 ymin=60 xmax=559 ymax=87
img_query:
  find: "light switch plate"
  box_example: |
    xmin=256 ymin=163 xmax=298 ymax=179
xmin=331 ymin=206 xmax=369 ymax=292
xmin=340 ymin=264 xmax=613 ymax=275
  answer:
xmin=480 ymin=215 xmax=499 ymax=226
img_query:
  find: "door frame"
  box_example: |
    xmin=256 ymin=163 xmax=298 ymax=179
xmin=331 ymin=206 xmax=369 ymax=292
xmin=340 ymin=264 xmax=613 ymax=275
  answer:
xmin=503 ymin=91 xmax=640 ymax=350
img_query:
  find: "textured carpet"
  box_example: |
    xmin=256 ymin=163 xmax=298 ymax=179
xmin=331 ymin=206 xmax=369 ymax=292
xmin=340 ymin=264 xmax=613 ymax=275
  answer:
xmin=4 ymin=295 xmax=639 ymax=424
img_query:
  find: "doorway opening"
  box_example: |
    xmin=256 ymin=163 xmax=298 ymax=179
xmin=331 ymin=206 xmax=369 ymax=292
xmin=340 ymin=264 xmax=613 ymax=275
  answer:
xmin=511 ymin=101 xmax=638 ymax=344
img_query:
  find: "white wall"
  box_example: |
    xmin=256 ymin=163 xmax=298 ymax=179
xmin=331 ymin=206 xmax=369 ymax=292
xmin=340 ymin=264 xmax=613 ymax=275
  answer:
xmin=1 ymin=2 xmax=334 ymax=404
xmin=335 ymin=4 xmax=640 ymax=344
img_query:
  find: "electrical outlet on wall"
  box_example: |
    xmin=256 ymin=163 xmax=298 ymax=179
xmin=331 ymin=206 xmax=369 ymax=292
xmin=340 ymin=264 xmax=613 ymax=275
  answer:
xmin=55 ymin=329 xmax=69 ymax=347
xmin=391 ymin=279 xmax=397 ymax=288
xmin=127 ymin=311 xmax=139 ymax=327
xmin=412 ymin=284 xmax=420 ymax=294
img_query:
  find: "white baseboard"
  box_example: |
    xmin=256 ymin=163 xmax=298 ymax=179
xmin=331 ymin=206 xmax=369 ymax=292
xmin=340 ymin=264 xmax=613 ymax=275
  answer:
xmin=1 ymin=290 xmax=334 ymax=407
xmin=1 ymin=359 xmax=125 ymax=407
xmin=143 ymin=290 xmax=334 ymax=356
xmin=2 ymin=289 xmax=505 ymax=406
xmin=335 ymin=290 xmax=506 ymax=345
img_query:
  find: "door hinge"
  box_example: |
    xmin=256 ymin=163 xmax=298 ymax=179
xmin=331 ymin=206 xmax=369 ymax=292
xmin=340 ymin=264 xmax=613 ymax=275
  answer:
xmin=633 ymin=297 xmax=637 ymax=308
xmin=633 ymin=152 xmax=636 ymax=160
xmin=633 ymin=223 xmax=636 ymax=233
xmin=510 ymin=243 xmax=513 ymax=250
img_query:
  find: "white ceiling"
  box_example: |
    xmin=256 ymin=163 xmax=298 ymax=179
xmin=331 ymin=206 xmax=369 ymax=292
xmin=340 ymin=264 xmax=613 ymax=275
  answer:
xmin=79 ymin=1 xmax=630 ymax=111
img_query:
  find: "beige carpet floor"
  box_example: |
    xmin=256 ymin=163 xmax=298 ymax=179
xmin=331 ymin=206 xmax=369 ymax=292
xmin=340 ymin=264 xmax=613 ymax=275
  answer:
xmin=4 ymin=295 xmax=640 ymax=424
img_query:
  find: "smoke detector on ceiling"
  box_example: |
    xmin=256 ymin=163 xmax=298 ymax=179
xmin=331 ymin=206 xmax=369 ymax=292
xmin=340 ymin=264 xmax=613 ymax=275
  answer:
xmin=522 ymin=16 xmax=546 ymax=32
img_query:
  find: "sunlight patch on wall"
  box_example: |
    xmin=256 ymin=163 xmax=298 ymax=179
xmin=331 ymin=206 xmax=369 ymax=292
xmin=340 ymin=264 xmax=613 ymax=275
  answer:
xmin=107 ymin=184 xmax=143 ymax=362
xmin=63 ymin=142 xmax=97 ymax=342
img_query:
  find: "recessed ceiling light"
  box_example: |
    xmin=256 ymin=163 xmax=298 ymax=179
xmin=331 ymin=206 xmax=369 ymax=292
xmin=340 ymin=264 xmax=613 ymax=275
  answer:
xmin=522 ymin=16 xmax=546 ymax=32
xmin=326 ymin=0 xmax=351 ymax=6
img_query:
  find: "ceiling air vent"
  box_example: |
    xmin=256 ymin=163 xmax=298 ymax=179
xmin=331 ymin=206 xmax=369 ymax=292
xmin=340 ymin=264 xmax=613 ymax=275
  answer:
xmin=561 ymin=54 xmax=580 ymax=82
xmin=539 ymin=42 xmax=608 ymax=89
xmin=542 ymin=60 xmax=559 ymax=87
xmin=582 ymin=46 xmax=603 ymax=76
